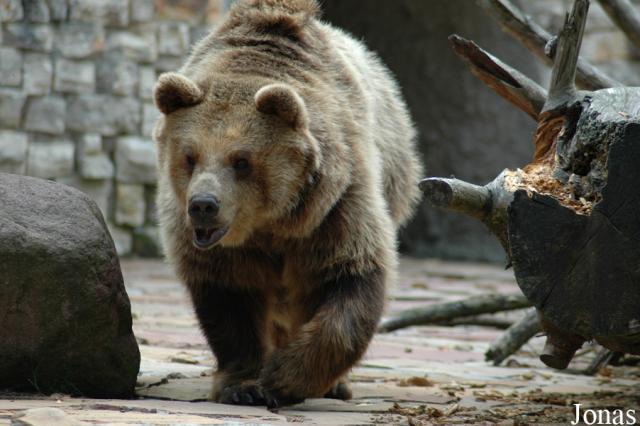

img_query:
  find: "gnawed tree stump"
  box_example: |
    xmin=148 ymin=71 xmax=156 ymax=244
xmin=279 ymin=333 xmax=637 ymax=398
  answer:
xmin=422 ymin=0 xmax=640 ymax=368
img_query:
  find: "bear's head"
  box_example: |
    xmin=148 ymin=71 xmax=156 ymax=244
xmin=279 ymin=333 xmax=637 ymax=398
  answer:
xmin=153 ymin=72 xmax=321 ymax=250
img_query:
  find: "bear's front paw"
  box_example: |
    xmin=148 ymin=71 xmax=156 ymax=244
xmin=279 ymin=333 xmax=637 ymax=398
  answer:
xmin=217 ymin=380 xmax=269 ymax=406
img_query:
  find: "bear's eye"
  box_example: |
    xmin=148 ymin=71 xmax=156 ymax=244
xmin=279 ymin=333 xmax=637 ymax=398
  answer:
xmin=186 ymin=153 xmax=196 ymax=169
xmin=232 ymin=157 xmax=251 ymax=178
xmin=233 ymin=158 xmax=249 ymax=170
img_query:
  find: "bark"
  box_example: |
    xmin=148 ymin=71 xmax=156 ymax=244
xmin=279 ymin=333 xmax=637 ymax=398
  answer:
xmin=485 ymin=309 xmax=541 ymax=365
xmin=379 ymin=294 xmax=531 ymax=333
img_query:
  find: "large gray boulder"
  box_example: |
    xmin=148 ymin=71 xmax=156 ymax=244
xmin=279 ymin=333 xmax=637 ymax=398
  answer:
xmin=0 ymin=173 xmax=140 ymax=398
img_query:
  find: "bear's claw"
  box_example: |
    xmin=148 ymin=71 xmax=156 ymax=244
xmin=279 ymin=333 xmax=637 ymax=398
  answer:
xmin=218 ymin=382 xmax=266 ymax=406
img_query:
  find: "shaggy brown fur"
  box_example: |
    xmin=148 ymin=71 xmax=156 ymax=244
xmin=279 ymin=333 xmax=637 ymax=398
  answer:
xmin=153 ymin=0 xmax=423 ymax=407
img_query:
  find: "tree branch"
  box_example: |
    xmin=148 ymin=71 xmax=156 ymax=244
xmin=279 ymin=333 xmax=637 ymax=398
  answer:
xmin=544 ymin=0 xmax=590 ymax=112
xmin=449 ymin=34 xmax=547 ymax=120
xmin=597 ymin=0 xmax=640 ymax=51
xmin=419 ymin=177 xmax=492 ymax=221
xmin=379 ymin=294 xmax=532 ymax=333
xmin=485 ymin=309 xmax=541 ymax=365
xmin=476 ymin=0 xmax=622 ymax=90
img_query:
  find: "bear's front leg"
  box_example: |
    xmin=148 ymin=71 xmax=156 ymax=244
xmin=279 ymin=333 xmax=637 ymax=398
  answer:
xmin=258 ymin=266 xmax=385 ymax=407
xmin=188 ymin=283 xmax=268 ymax=405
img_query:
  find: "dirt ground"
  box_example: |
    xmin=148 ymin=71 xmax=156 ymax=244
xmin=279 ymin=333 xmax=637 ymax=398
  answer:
xmin=2 ymin=257 xmax=639 ymax=425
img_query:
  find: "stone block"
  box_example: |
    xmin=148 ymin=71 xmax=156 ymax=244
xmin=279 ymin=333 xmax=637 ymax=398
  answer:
xmin=115 ymin=183 xmax=145 ymax=227
xmin=58 ymin=175 xmax=112 ymax=217
xmin=69 ymin=0 xmax=129 ymax=26
xmin=66 ymin=95 xmax=141 ymax=136
xmin=157 ymin=22 xmax=190 ymax=56
xmin=45 ymin=0 xmax=68 ymax=20
xmin=133 ymin=225 xmax=162 ymax=257
xmin=131 ymin=0 xmax=154 ymax=22
xmin=115 ymin=136 xmax=157 ymax=184
xmin=154 ymin=55 xmax=183 ymax=73
xmin=107 ymin=222 xmax=132 ymax=256
xmin=54 ymin=58 xmax=95 ymax=93
xmin=24 ymin=96 xmax=65 ymax=134
xmin=97 ymin=55 xmax=138 ymax=96
xmin=23 ymin=52 xmax=52 ymax=95
xmin=0 ymin=0 xmax=24 ymax=22
xmin=27 ymin=137 xmax=75 ymax=178
xmin=0 ymin=89 xmax=27 ymax=128
xmin=55 ymin=22 xmax=104 ymax=58
xmin=107 ymin=31 xmax=157 ymax=63
xmin=0 ymin=130 xmax=28 ymax=174
xmin=77 ymin=134 xmax=113 ymax=179
xmin=3 ymin=23 xmax=53 ymax=52
xmin=142 ymin=103 xmax=160 ymax=138
xmin=23 ymin=0 xmax=50 ymax=22
xmin=139 ymin=66 xmax=156 ymax=100
xmin=0 ymin=47 xmax=22 ymax=86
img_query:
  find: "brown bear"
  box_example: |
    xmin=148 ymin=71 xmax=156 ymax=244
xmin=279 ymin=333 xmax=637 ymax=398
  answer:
xmin=153 ymin=0 xmax=423 ymax=408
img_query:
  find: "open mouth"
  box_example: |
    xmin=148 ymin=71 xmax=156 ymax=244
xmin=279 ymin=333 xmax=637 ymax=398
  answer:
xmin=193 ymin=225 xmax=229 ymax=249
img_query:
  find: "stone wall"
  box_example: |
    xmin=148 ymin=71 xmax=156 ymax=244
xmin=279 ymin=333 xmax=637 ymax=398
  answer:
xmin=1 ymin=0 xmax=639 ymax=260
xmin=0 ymin=0 xmax=222 ymax=256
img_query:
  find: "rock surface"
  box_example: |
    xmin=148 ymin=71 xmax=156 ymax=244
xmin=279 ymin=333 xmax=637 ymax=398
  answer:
xmin=0 ymin=173 xmax=140 ymax=398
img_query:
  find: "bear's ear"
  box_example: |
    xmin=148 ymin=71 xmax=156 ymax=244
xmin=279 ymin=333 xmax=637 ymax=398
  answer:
xmin=255 ymin=84 xmax=308 ymax=130
xmin=154 ymin=72 xmax=204 ymax=115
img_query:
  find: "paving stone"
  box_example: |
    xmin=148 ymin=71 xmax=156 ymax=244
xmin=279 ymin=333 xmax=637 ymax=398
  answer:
xmin=45 ymin=0 xmax=68 ymax=20
xmin=22 ymin=0 xmax=50 ymax=22
xmin=0 ymin=130 xmax=28 ymax=174
xmin=141 ymin=103 xmax=160 ymax=138
xmin=54 ymin=22 xmax=104 ymax=58
xmin=107 ymin=31 xmax=157 ymax=63
xmin=138 ymin=66 xmax=156 ymax=100
xmin=54 ymin=58 xmax=95 ymax=94
xmin=26 ymin=137 xmax=75 ymax=178
xmin=0 ymin=0 xmax=24 ymax=21
xmin=22 ymin=52 xmax=52 ymax=95
xmin=0 ymin=47 xmax=22 ymax=86
xmin=66 ymin=95 xmax=141 ymax=136
xmin=0 ymin=89 xmax=26 ymax=129
xmin=3 ymin=23 xmax=53 ymax=51
xmin=68 ymin=0 xmax=129 ymax=26
xmin=97 ymin=55 xmax=139 ymax=96
xmin=24 ymin=96 xmax=65 ymax=134
xmin=157 ymin=21 xmax=190 ymax=56
xmin=131 ymin=0 xmax=154 ymax=22
xmin=115 ymin=183 xmax=145 ymax=227
xmin=11 ymin=407 xmax=87 ymax=426
xmin=115 ymin=136 xmax=157 ymax=184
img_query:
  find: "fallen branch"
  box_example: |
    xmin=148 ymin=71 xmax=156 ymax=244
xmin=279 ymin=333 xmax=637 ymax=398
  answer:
xmin=597 ymin=0 xmax=640 ymax=50
xmin=419 ymin=177 xmax=492 ymax=221
xmin=439 ymin=315 xmax=514 ymax=329
xmin=485 ymin=309 xmax=540 ymax=365
xmin=583 ymin=348 xmax=616 ymax=375
xmin=449 ymin=34 xmax=547 ymax=120
xmin=379 ymin=294 xmax=532 ymax=333
xmin=476 ymin=0 xmax=621 ymax=90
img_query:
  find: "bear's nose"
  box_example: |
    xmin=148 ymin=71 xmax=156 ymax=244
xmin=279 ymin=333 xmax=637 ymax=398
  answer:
xmin=188 ymin=193 xmax=220 ymax=225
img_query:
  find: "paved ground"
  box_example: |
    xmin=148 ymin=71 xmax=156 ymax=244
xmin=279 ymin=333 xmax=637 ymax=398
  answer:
xmin=2 ymin=258 xmax=639 ymax=425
